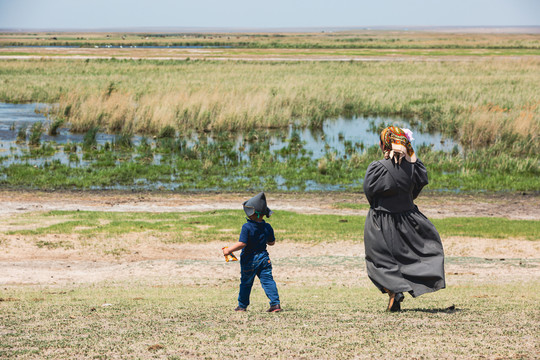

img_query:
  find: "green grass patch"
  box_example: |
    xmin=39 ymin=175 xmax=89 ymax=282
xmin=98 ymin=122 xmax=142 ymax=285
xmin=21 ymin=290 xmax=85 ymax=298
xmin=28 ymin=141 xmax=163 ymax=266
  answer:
xmin=332 ymin=202 xmax=371 ymax=210
xmin=0 ymin=145 xmax=538 ymax=192
xmin=0 ymin=282 xmax=538 ymax=359
xmin=432 ymin=217 xmax=540 ymax=240
xmin=6 ymin=210 xmax=539 ymax=241
xmin=35 ymin=240 xmax=74 ymax=249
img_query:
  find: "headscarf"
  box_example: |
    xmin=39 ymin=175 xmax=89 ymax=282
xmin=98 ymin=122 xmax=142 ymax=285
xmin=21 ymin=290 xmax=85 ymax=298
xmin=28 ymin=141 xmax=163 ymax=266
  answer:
xmin=380 ymin=126 xmax=417 ymax=164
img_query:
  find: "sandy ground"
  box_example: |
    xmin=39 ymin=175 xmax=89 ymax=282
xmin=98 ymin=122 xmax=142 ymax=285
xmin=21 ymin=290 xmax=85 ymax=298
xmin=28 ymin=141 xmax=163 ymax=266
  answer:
xmin=1 ymin=47 xmax=539 ymax=62
xmin=1 ymin=190 xmax=538 ymax=219
xmin=0 ymin=191 xmax=538 ymax=288
xmin=1 ymin=238 xmax=539 ymax=288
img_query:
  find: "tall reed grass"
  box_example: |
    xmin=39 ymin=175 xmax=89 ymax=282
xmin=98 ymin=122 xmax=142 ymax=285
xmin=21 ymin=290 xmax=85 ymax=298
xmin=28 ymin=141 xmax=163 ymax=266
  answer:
xmin=1 ymin=31 xmax=539 ymax=49
xmin=0 ymin=58 xmax=538 ymax=154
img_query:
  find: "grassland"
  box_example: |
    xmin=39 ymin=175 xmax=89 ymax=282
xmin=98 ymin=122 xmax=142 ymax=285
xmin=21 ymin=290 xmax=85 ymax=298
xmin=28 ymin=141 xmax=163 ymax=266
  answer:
xmin=4 ymin=210 xmax=539 ymax=241
xmin=0 ymin=31 xmax=539 ymax=192
xmin=1 ymin=30 xmax=539 ymax=49
xmin=0 ymin=58 xmax=538 ymax=155
xmin=1 ymin=135 xmax=538 ymax=191
xmin=1 ymin=283 xmax=538 ymax=359
xmin=1 ymin=31 xmax=538 ymax=358
xmin=1 ymin=206 xmax=539 ymax=359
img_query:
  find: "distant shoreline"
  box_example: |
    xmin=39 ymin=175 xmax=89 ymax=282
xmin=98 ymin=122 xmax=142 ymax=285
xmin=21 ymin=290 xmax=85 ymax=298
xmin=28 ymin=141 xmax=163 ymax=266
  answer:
xmin=1 ymin=26 xmax=540 ymax=34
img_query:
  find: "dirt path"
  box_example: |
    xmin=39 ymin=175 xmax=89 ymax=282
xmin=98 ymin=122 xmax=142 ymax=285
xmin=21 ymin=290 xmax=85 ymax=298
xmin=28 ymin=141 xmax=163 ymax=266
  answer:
xmin=3 ymin=55 xmax=529 ymax=62
xmin=1 ymin=191 xmax=538 ymax=287
xmin=1 ymin=238 xmax=538 ymax=287
xmin=1 ymin=190 xmax=538 ymax=219
xmin=2 ymin=44 xmax=539 ymax=63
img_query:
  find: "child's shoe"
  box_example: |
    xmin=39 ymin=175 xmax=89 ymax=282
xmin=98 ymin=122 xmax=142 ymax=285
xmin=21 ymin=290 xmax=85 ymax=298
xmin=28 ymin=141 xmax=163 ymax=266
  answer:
xmin=234 ymin=306 xmax=246 ymax=312
xmin=267 ymin=304 xmax=282 ymax=312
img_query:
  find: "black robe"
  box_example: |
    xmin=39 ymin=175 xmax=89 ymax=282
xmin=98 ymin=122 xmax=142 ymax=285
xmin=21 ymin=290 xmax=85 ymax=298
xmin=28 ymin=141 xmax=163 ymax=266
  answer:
xmin=363 ymin=158 xmax=445 ymax=297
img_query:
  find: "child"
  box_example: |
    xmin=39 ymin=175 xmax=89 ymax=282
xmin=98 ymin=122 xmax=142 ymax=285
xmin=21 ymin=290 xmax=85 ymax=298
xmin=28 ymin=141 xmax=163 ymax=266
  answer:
xmin=222 ymin=192 xmax=282 ymax=312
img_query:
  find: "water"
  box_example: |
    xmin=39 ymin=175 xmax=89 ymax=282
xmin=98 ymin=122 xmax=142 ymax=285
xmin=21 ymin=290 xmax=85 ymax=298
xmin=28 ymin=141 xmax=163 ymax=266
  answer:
xmin=0 ymin=103 xmax=458 ymax=159
xmin=269 ymin=116 xmax=457 ymax=157
xmin=5 ymin=45 xmax=231 ymax=49
xmin=0 ymin=102 xmax=460 ymax=190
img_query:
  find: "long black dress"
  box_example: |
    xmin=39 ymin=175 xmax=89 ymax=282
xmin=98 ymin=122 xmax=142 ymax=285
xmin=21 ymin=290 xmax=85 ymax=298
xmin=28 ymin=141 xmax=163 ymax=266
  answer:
xmin=363 ymin=158 xmax=445 ymax=297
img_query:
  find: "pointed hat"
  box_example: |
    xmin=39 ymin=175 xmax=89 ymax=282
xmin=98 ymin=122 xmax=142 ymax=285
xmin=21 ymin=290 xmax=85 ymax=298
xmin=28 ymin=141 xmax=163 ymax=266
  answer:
xmin=242 ymin=192 xmax=273 ymax=217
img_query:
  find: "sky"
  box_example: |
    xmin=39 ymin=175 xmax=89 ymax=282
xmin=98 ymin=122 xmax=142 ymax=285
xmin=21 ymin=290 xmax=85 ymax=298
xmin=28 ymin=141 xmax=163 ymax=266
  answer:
xmin=0 ymin=0 xmax=539 ymax=30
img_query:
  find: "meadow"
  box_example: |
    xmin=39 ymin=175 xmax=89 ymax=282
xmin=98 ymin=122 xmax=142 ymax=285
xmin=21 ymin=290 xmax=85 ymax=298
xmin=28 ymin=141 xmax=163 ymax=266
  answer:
xmin=1 ymin=207 xmax=539 ymax=359
xmin=1 ymin=283 xmax=538 ymax=359
xmin=0 ymin=58 xmax=538 ymax=158
xmin=1 ymin=30 xmax=539 ymax=192
xmin=1 ymin=31 xmax=539 ymax=359
xmin=1 ymin=30 xmax=539 ymax=49
xmin=1 ymin=130 xmax=538 ymax=191
xmin=4 ymin=209 xmax=539 ymax=243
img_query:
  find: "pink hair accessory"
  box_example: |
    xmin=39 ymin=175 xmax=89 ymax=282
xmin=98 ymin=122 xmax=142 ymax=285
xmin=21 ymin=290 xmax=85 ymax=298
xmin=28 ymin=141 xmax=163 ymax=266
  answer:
xmin=403 ymin=128 xmax=414 ymax=141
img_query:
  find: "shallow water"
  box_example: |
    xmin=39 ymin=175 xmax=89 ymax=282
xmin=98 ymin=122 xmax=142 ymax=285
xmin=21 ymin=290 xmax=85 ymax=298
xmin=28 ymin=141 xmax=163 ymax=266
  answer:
xmin=5 ymin=45 xmax=231 ymax=49
xmin=0 ymin=103 xmax=458 ymax=155
xmin=0 ymin=103 xmax=459 ymax=190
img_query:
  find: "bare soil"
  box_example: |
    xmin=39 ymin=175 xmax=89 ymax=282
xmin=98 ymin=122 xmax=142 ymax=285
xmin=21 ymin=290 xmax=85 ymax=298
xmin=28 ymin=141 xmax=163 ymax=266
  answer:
xmin=1 ymin=190 xmax=538 ymax=219
xmin=1 ymin=190 xmax=538 ymax=288
xmin=1 ymin=47 xmax=539 ymax=62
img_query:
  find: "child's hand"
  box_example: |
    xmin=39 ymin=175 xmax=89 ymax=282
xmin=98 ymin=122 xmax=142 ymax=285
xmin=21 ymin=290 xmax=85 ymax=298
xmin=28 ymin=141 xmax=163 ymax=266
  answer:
xmin=222 ymin=246 xmax=238 ymax=262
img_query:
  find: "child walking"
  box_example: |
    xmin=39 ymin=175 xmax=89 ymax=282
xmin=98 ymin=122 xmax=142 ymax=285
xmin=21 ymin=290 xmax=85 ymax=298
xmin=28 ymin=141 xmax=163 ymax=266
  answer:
xmin=222 ymin=192 xmax=282 ymax=312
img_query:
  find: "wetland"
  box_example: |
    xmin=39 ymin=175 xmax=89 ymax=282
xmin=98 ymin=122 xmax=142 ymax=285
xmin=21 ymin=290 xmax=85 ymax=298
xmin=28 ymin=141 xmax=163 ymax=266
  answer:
xmin=0 ymin=31 xmax=538 ymax=192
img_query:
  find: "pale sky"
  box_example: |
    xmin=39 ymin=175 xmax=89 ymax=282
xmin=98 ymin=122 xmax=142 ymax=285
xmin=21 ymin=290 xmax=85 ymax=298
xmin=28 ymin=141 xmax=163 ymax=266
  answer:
xmin=0 ymin=0 xmax=538 ymax=30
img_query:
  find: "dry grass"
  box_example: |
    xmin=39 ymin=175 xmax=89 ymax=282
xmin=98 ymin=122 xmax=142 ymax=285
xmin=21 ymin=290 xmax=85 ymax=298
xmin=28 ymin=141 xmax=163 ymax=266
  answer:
xmin=1 ymin=57 xmax=538 ymax=154
xmin=0 ymin=192 xmax=538 ymax=359
xmin=1 ymin=30 xmax=539 ymax=49
xmin=0 ymin=279 xmax=538 ymax=359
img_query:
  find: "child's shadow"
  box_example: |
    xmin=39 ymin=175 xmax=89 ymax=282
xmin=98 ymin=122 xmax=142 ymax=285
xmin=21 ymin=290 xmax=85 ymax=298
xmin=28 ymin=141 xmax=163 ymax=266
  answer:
xmin=401 ymin=305 xmax=462 ymax=314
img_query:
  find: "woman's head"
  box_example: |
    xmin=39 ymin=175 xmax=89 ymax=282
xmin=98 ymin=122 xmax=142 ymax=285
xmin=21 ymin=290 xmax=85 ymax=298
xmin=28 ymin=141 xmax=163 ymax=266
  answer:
xmin=379 ymin=126 xmax=416 ymax=164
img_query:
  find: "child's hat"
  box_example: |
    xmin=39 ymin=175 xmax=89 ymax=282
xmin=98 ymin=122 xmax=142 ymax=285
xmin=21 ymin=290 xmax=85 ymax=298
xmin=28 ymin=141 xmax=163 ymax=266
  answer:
xmin=243 ymin=192 xmax=273 ymax=217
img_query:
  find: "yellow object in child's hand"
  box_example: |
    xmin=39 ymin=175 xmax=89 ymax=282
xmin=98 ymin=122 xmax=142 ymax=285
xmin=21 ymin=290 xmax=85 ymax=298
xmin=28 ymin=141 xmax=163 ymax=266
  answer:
xmin=222 ymin=247 xmax=238 ymax=262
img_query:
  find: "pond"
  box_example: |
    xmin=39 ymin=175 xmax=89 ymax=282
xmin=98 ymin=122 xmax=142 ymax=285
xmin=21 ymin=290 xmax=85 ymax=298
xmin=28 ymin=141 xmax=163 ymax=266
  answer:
xmin=4 ymin=45 xmax=232 ymax=49
xmin=0 ymin=103 xmax=460 ymax=191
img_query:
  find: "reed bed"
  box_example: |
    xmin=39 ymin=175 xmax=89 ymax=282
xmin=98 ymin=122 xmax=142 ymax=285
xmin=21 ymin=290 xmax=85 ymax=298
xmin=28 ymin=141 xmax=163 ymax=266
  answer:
xmin=1 ymin=31 xmax=539 ymax=49
xmin=1 ymin=58 xmax=538 ymax=155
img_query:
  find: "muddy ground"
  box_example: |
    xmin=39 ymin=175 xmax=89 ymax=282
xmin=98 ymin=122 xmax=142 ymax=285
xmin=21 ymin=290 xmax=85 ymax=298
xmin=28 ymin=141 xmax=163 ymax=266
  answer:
xmin=1 ymin=190 xmax=538 ymax=288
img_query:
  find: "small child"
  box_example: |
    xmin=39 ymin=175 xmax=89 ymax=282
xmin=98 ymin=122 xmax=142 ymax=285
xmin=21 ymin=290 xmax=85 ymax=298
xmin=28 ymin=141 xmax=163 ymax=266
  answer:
xmin=222 ymin=192 xmax=282 ymax=312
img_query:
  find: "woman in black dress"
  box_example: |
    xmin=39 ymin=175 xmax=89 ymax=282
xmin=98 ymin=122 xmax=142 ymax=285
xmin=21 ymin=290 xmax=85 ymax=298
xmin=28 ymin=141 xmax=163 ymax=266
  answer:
xmin=363 ymin=126 xmax=445 ymax=312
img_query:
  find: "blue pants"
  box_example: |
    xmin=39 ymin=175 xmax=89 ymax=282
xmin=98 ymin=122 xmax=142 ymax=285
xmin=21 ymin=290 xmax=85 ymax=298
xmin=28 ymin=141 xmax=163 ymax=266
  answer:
xmin=238 ymin=252 xmax=280 ymax=308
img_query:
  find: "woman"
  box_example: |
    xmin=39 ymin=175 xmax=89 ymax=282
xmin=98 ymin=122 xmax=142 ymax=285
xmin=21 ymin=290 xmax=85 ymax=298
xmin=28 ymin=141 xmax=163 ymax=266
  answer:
xmin=363 ymin=126 xmax=445 ymax=312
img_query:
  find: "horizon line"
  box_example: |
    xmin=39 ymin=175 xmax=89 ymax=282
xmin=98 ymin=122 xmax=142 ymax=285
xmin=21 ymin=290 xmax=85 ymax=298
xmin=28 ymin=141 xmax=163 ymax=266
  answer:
xmin=1 ymin=25 xmax=540 ymax=34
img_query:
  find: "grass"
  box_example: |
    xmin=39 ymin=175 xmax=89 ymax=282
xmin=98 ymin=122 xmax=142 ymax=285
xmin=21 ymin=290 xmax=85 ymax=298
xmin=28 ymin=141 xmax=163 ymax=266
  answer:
xmin=28 ymin=121 xmax=43 ymax=146
xmin=48 ymin=118 xmax=64 ymax=136
xmin=333 ymin=202 xmax=372 ymax=210
xmin=0 ymin=282 xmax=538 ymax=359
xmin=0 ymin=58 xmax=538 ymax=157
xmin=5 ymin=210 xmax=539 ymax=241
xmin=0 ymin=139 xmax=538 ymax=191
xmin=0 ymin=32 xmax=538 ymax=192
xmin=0 ymin=192 xmax=538 ymax=358
xmin=1 ymin=30 xmax=539 ymax=49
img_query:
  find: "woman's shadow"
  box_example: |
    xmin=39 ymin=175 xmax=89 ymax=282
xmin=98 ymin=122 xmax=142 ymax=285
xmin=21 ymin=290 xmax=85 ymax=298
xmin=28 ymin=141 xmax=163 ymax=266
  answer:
xmin=401 ymin=305 xmax=462 ymax=314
